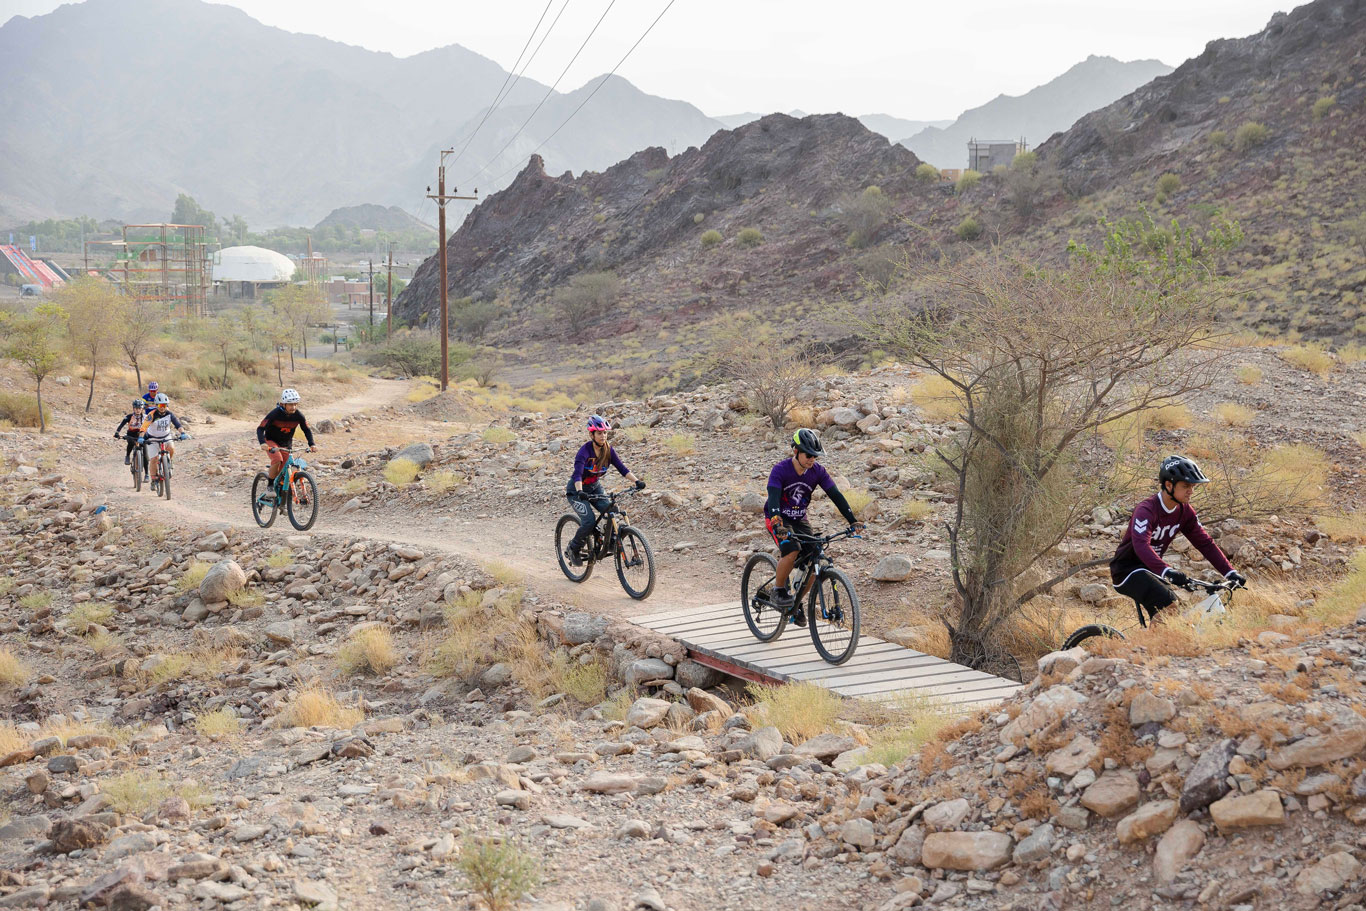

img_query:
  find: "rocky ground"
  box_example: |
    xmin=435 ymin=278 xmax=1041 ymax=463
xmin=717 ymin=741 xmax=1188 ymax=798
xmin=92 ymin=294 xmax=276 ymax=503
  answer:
xmin=2 ymin=343 xmax=1366 ymax=910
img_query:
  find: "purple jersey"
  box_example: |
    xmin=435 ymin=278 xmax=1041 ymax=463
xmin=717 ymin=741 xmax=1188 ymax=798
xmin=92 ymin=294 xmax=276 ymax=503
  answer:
xmin=767 ymin=459 xmax=836 ymax=521
xmin=570 ymin=442 xmax=628 ymax=486
xmin=1111 ymin=492 xmax=1233 ymax=585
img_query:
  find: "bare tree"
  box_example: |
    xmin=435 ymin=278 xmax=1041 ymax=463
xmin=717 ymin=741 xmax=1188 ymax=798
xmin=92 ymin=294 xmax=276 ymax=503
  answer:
xmin=553 ymin=272 xmax=621 ymax=339
xmin=715 ymin=321 xmax=827 ymax=430
xmin=117 ymin=294 xmax=165 ymax=390
xmin=862 ymin=213 xmax=1243 ymax=668
xmin=54 ymin=276 xmax=124 ymax=412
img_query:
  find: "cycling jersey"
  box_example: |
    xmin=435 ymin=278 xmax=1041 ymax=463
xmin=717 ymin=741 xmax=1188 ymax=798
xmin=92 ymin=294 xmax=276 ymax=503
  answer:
xmin=765 ymin=458 xmax=856 ymax=524
xmin=142 ymin=409 xmax=182 ymax=441
xmin=115 ymin=411 xmax=147 ymax=435
xmin=570 ymin=442 xmax=628 ymax=487
xmin=257 ymin=406 xmax=314 ymax=450
xmin=1111 ymin=493 xmax=1233 ymax=586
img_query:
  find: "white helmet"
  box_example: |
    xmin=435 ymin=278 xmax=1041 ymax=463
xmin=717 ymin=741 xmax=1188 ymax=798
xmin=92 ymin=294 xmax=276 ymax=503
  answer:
xmin=153 ymin=393 xmax=169 ymax=405
xmin=280 ymin=388 xmax=300 ymax=404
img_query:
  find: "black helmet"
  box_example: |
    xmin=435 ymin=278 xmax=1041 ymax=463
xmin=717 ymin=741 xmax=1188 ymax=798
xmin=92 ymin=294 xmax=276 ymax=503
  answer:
xmin=792 ymin=428 xmax=823 ymax=457
xmin=1159 ymin=455 xmax=1210 ymax=485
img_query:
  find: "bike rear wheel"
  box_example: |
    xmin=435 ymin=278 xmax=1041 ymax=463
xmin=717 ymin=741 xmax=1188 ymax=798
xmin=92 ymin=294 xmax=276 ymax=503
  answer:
xmin=555 ymin=514 xmax=593 ymax=583
xmin=614 ymin=526 xmax=656 ymax=600
xmin=287 ymin=470 xmax=319 ymax=531
xmin=1062 ymin=624 xmax=1125 ymax=651
xmin=809 ymin=568 xmax=860 ymax=664
xmin=252 ymin=472 xmax=278 ymax=528
xmin=741 ymin=552 xmax=786 ymax=642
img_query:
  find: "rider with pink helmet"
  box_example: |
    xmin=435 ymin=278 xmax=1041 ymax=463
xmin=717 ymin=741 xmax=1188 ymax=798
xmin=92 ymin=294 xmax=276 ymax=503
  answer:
xmin=564 ymin=415 xmax=645 ymax=566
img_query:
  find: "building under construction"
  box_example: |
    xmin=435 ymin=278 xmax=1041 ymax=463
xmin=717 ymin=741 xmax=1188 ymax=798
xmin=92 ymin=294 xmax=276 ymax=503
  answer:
xmin=86 ymin=224 xmax=211 ymax=317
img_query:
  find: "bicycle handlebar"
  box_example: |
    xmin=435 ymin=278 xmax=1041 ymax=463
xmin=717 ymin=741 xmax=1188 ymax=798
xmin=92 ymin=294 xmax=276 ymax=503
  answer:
xmin=1184 ymin=578 xmax=1238 ymax=594
xmin=784 ymin=527 xmax=864 ymax=545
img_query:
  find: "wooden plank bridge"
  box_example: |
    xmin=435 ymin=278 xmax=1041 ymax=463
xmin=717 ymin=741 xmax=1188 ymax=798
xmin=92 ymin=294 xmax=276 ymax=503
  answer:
xmin=632 ymin=601 xmax=1024 ymax=709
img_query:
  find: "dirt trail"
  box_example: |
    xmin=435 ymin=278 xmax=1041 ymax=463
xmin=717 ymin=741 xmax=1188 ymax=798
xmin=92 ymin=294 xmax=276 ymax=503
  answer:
xmin=74 ymin=376 xmax=735 ymax=622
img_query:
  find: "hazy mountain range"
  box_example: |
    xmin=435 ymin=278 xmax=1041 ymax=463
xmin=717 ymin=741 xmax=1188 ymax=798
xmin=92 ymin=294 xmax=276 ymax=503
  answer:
xmin=900 ymin=55 xmax=1175 ymax=169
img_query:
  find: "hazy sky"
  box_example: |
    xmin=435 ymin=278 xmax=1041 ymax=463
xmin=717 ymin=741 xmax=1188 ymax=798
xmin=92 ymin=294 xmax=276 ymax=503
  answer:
xmin=2 ymin=0 xmax=1298 ymax=120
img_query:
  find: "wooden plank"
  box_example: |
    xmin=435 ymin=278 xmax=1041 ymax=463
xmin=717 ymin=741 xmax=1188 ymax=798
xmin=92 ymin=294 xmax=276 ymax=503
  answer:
xmin=634 ymin=606 xmax=739 ymax=629
xmin=835 ymin=676 xmax=1023 ymax=699
xmin=633 ymin=602 xmax=739 ymax=624
xmin=775 ymin=653 xmax=974 ymax=681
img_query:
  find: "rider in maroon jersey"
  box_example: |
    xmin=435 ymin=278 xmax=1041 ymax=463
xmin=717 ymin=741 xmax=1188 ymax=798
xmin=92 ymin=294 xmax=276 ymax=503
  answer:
xmin=1110 ymin=455 xmax=1247 ymax=625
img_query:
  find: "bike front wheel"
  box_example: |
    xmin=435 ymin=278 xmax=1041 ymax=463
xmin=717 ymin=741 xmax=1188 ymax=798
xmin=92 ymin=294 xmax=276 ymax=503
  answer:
xmin=555 ymin=514 xmax=593 ymax=583
xmin=1062 ymin=624 xmax=1125 ymax=652
xmin=252 ymin=472 xmax=278 ymax=528
xmin=287 ymin=471 xmax=318 ymax=531
xmin=131 ymin=451 xmax=142 ymax=492
xmin=614 ymin=526 xmax=656 ymax=600
xmin=810 ymin=567 xmax=860 ymax=665
xmin=741 ymin=552 xmax=786 ymax=642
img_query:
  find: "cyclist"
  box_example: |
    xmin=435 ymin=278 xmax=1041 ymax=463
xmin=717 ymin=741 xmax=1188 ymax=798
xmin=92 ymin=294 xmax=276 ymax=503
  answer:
xmin=113 ymin=399 xmax=148 ymax=465
xmin=141 ymin=380 xmax=160 ymax=407
xmin=765 ymin=428 xmax=863 ymax=624
xmin=564 ymin=415 xmax=644 ymax=566
xmin=1110 ymin=454 xmax=1247 ymax=626
xmin=140 ymin=393 xmax=185 ymax=486
xmin=257 ymin=388 xmax=315 ymax=487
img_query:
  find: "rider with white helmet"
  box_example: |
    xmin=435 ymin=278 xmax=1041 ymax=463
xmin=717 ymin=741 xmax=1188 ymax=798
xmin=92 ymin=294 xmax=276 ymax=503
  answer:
xmin=257 ymin=388 xmax=316 ymax=483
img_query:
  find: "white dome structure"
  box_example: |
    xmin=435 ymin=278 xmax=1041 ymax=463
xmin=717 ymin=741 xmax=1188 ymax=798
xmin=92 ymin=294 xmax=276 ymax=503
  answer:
xmin=212 ymin=246 xmax=295 ymax=283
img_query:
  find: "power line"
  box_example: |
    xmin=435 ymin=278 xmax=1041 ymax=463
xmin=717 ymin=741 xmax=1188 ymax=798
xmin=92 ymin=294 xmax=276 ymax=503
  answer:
xmin=445 ymin=0 xmax=564 ymax=173
xmin=485 ymin=0 xmax=679 ymax=188
xmin=460 ymin=0 xmax=618 ymax=186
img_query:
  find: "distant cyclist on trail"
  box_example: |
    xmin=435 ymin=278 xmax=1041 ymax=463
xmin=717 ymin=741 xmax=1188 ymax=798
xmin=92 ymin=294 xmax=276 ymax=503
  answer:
xmin=1110 ymin=454 xmax=1247 ymax=626
xmin=113 ymin=399 xmax=148 ymax=465
xmin=563 ymin=415 xmax=644 ymax=566
xmin=764 ymin=428 xmax=863 ymax=625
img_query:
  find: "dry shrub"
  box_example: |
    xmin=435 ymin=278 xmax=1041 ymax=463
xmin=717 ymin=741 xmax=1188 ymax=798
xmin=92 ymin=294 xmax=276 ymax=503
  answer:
xmin=918 ymin=741 xmax=953 ymax=775
xmin=457 ymin=836 xmax=541 ymax=911
xmin=1281 ymin=344 xmax=1334 ymax=376
xmin=67 ymin=602 xmax=113 ymax=635
xmin=1213 ymin=403 xmax=1255 ymax=426
xmin=1235 ymin=365 xmax=1263 ymax=385
xmin=337 ymin=626 xmax=399 ymax=676
xmin=746 ymin=682 xmax=842 ymax=743
xmin=427 ymin=471 xmax=463 ymax=494
xmin=901 ymin=499 xmax=933 ymax=521
xmin=1097 ymin=704 xmax=1153 ymax=766
xmin=0 ymin=647 xmax=31 ymax=688
xmin=1019 ymin=790 xmax=1059 ymax=821
xmin=193 ymin=708 xmax=241 ymax=740
xmin=1261 ymin=676 xmax=1312 ymax=703
xmin=275 ymin=682 xmax=364 ymax=729
xmin=384 ymin=458 xmax=420 ymax=486
xmin=1316 ymin=512 xmax=1366 ymax=544
xmin=100 ymin=770 xmax=206 ymax=815
xmin=910 ymin=374 xmax=962 ymax=422
xmin=864 ymin=694 xmax=955 ymax=766
xmin=842 ymin=488 xmax=874 ymax=515
xmin=1147 ymin=403 xmax=1193 ymax=430
xmin=558 ymin=658 xmax=609 ymax=706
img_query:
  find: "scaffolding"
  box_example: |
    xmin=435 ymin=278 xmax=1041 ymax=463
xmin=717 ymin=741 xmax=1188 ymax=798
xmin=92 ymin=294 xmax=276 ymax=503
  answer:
xmin=85 ymin=224 xmax=211 ymax=317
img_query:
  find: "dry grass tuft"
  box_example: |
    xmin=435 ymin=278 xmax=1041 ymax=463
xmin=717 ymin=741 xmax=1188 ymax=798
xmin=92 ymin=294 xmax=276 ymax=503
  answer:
xmin=842 ymin=488 xmax=874 ymax=516
xmin=1316 ymin=512 xmax=1366 ymax=544
xmin=1281 ymin=344 xmax=1334 ymax=377
xmin=337 ymin=626 xmax=400 ymax=676
xmin=405 ymin=377 xmax=441 ymax=403
xmin=663 ymin=433 xmax=696 ymax=455
xmin=486 ymin=562 xmax=523 ymax=587
xmin=275 ymin=682 xmax=364 ymax=729
xmin=100 ymin=770 xmax=207 ymax=815
xmin=0 ymin=647 xmax=32 ymax=688
xmin=482 ymin=426 xmax=516 ymax=445
xmin=427 ymin=470 xmax=464 ymax=494
xmin=176 ymin=562 xmax=211 ymax=593
xmin=19 ymin=592 xmax=53 ymax=612
xmin=910 ymin=374 xmax=962 ymax=422
xmin=863 ymin=693 xmax=956 ymax=766
xmin=193 ymin=707 xmax=242 ymax=740
xmin=558 ymin=658 xmax=610 ymax=706
xmin=383 ymin=458 xmax=420 ymax=486
xmin=1213 ymin=403 xmax=1256 ymax=427
xmin=67 ymin=602 xmax=114 ymax=635
xmin=746 ymin=682 xmax=842 ymax=743
xmin=457 ymin=836 xmax=541 ymax=911
xmin=266 ymin=548 xmax=293 ymax=568
xmin=1147 ymin=403 xmax=1193 ymax=430
xmin=900 ymin=499 xmax=933 ymax=522
xmin=0 ymin=722 xmax=29 ymax=754
xmin=1234 ymin=365 xmax=1263 ymax=385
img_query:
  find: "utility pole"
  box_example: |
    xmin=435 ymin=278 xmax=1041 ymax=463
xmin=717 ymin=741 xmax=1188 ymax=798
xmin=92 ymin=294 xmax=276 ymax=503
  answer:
xmin=386 ymin=241 xmax=395 ymax=340
xmin=427 ymin=150 xmax=477 ymax=391
xmin=367 ymin=258 xmax=375 ymax=330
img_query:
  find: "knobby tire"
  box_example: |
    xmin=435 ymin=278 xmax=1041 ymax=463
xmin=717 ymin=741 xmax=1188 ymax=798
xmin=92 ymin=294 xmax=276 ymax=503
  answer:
xmin=555 ymin=514 xmax=593 ymax=583
xmin=614 ymin=526 xmax=656 ymax=600
xmin=287 ymin=470 xmax=319 ymax=531
xmin=252 ymin=472 xmax=278 ymax=528
xmin=809 ymin=567 xmax=860 ymax=665
xmin=741 ymin=552 xmax=786 ymax=642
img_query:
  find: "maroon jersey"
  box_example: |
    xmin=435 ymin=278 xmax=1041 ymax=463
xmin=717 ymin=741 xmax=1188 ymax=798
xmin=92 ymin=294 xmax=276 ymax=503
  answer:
xmin=1111 ymin=493 xmax=1233 ymax=585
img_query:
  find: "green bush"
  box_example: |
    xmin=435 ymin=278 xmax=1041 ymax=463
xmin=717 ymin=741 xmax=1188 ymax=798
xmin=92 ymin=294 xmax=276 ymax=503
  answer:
xmin=955 ymin=170 xmax=981 ymax=194
xmin=457 ymin=837 xmax=540 ymax=911
xmin=840 ymin=185 xmax=892 ymax=248
xmin=736 ymin=227 xmax=764 ymax=247
xmin=1011 ymin=150 xmax=1038 ymax=172
xmin=954 ymin=216 xmax=983 ymax=242
xmin=553 ymin=271 xmax=621 ymax=337
xmin=1233 ymin=121 xmax=1270 ymax=154
xmin=914 ymin=163 xmax=940 ymax=182
xmin=0 ymin=391 xmax=51 ymax=428
xmin=700 ymin=229 xmax=723 ymax=248
xmin=361 ymin=330 xmax=469 ymax=378
xmin=1156 ymin=173 xmax=1182 ymax=196
xmin=1208 ymin=130 xmax=1228 ymax=149
xmin=692 ymin=213 xmax=705 ymax=224
xmin=453 ymin=298 xmax=500 ymax=341
xmin=1312 ymin=95 xmax=1336 ymax=120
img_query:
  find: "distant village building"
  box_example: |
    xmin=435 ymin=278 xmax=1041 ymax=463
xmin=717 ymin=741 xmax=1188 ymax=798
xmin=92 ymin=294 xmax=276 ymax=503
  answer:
xmin=324 ymin=276 xmax=372 ymax=308
xmin=967 ymin=137 xmax=1028 ymax=172
xmin=212 ymin=245 xmax=296 ymax=299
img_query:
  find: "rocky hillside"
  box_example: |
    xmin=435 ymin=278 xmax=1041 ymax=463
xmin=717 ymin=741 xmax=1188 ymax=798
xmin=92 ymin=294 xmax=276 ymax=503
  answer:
xmin=398 ymin=0 xmax=1366 ymax=357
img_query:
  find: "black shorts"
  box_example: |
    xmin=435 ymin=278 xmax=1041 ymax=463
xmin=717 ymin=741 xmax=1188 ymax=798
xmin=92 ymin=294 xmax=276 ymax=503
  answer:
xmin=767 ymin=517 xmax=816 ymax=560
xmin=1113 ymin=568 xmax=1177 ymax=614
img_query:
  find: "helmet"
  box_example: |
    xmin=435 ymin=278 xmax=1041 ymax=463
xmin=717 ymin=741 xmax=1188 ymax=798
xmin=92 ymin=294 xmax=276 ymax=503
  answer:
xmin=586 ymin=415 xmax=611 ymax=432
xmin=154 ymin=393 xmax=169 ymax=405
xmin=793 ymin=428 xmax=823 ymax=457
xmin=1159 ymin=455 xmax=1210 ymax=485
xmin=147 ymin=381 xmax=158 ymax=391
xmin=132 ymin=399 xmax=144 ymax=410
xmin=280 ymin=388 xmax=300 ymax=404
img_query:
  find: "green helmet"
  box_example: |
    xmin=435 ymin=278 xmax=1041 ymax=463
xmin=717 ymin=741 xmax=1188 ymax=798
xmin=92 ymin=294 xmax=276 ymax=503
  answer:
xmin=792 ymin=428 xmax=823 ymax=456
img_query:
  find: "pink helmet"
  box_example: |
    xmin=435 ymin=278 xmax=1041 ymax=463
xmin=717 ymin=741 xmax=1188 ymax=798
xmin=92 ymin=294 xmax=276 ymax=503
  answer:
xmin=587 ymin=415 xmax=611 ymax=432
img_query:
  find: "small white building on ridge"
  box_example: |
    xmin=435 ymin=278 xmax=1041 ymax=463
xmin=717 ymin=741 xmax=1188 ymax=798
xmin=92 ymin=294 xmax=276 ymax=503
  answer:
xmin=212 ymin=245 xmax=295 ymax=298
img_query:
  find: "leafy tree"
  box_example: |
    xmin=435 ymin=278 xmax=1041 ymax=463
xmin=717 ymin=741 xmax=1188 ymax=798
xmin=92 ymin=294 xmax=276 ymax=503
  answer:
xmin=552 ymin=272 xmax=621 ymax=338
xmin=207 ymin=313 xmax=243 ymax=388
xmin=862 ymin=212 xmax=1243 ymax=668
xmin=171 ymin=194 xmax=217 ymax=233
xmin=53 ymin=276 xmax=124 ymax=412
xmin=0 ymin=304 xmax=67 ymax=432
xmin=117 ymin=294 xmax=166 ymax=390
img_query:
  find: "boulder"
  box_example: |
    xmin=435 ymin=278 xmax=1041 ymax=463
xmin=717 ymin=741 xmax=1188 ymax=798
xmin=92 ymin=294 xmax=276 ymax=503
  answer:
xmin=1268 ymin=722 xmax=1366 ymax=770
xmin=624 ymin=658 xmax=673 ymax=687
xmin=888 ymin=825 xmax=924 ymax=866
xmin=673 ymin=659 xmax=724 ymax=690
xmin=1179 ymin=739 xmax=1236 ymax=813
xmin=921 ymin=832 xmax=1014 ymax=871
xmin=841 ymin=818 xmax=877 ymax=849
xmin=794 ymin=733 xmax=859 ymax=763
xmin=625 ymin=698 xmax=671 ymax=729
xmin=737 ymin=726 xmax=784 ymax=761
xmin=1154 ymin=820 xmax=1205 ymax=883
xmin=1129 ymin=691 xmax=1176 ymax=725
xmin=923 ymin=798 xmax=971 ymax=830
xmin=1012 ymin=823 xmax=1054 ymax=864
xmin=561 ymin=612 xmax=610 ymax=645
xmin=1000 ymin=685 xmax=1088 ymax=745
xmin=1295 ymin=852 xmax=1362 ymax=896
xmin=871 ymin=555 xmax=914 ymax=582
xmin=829 ymin=407 xmax=860 ymax=427
xmin=1080 ymin=771 xmax=1140 ymax=818
xmin=685 ymin=687 xmax=733 ymax=717
xmin=199 ymin=560 xmax=247 ymax=603
xmin=1116 ymin=800 xmax=1178 ymax=844
xmin=580 ymin=772 xmax=639 ymax=795
xmin=392 ymin=442 xmax=435 ymax=468
xmin=1209 ymin=790 xmax=1284 ymax=831
xmin=1045 ymin=735 xmax=1099 ymax=778
xmin=1036 ymin=647 xmax=1087 ymax=677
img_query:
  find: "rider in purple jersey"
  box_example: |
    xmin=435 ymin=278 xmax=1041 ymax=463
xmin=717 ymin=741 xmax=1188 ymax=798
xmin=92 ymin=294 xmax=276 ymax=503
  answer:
xmin=563 ymin=415 xmax=645 ymax=565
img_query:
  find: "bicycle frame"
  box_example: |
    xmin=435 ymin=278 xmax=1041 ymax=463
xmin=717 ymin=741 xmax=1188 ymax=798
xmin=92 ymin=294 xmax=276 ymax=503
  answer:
xmin=587 ymin=488 xmax=638 ymax=557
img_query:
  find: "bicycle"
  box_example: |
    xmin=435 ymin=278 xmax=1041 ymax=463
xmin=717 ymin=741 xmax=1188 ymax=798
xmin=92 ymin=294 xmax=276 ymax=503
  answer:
xmin=141 ymin=434 xmax=187 ymax=500
xmin=1061 ymin=576 xmax=1239 ymax=651
xmin=740 ymin=527 xmax=862 ymax=665
xmin=127 ymin=438 xmax=147 ymax=493
xmin=252 ymin=445 xmax=319 ymax=531
xmin=554 ymin=488 xmax=656 ymax=600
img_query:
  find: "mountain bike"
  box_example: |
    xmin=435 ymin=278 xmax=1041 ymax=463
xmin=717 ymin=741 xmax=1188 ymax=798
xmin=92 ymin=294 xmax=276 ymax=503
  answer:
xmin=554 ymin=488 xmax=656 ymax=600
xmin=252 ymin=446 xmax=319 ymax=531
xmin=1061 ymin=576 xmax=1239 ymax=651
xmin=128 ymin=439 xmax=147 ymax=492
xmin=143 ymin=435 xmax=187 ymax=500
xmin=740 ymin=527 xmax=862 ymax=665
